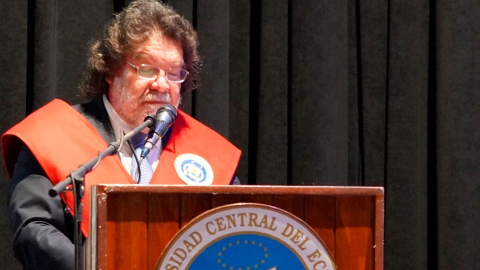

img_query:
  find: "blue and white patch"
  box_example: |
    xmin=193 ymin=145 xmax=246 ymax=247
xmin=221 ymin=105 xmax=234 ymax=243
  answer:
xmin=155 ymin=203 xmax=337 ymax=270
xmin=174 ymin=154 xmax=214 ymax=185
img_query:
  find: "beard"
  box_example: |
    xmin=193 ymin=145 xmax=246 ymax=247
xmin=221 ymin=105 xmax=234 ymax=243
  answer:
xmin=114 ymin=90 xmax=181 ymax=129
xmin=135 ymin=93 xmax=181 ymax=127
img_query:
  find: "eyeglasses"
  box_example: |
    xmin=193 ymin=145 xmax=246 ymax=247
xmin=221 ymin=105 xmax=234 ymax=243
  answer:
xmin=126 ymin=61 xmax=189 ymax=83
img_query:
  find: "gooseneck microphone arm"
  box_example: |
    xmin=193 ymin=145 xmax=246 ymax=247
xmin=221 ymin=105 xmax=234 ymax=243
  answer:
xmin=49 ymin=114 xmax=157 ymax=270
xmin=49 ymin=115 xmax=156 ymax=197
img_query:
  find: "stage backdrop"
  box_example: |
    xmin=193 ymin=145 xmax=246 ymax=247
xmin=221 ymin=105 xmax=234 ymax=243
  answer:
xmin=1 ymin=0 xmax=479 ymax=269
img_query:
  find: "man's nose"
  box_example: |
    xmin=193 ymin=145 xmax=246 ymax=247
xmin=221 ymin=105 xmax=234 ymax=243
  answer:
xmin=150 ymin=71 xmax=170 ymax=92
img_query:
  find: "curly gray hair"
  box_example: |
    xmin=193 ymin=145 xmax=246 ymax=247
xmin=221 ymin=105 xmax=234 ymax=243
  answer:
xmin=80 ymin=0 xmax=200 ymax=100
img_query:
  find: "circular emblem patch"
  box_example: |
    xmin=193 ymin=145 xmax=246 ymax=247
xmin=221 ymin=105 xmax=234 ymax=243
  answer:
xmin=174 ymin=154 xmax=214 ymax=185
xmin=156 ymin=203 xmax=337 ymax=270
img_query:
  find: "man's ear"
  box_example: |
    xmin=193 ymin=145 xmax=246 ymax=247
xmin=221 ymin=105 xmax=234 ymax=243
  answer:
xmin=106 ymin=74 xmax=113 ymax=85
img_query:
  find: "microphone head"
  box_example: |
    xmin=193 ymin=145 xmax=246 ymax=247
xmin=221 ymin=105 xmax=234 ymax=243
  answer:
xmin=156 ymin=104 xmax=177 ymax=119
xmin=143 ymin=104 xmax=177 ymax=127
xmin=141 ymin=104 xmax=178 ymax=159
xmin=151 ymin=104 xmax=178 ymax=138
xmin=155 ymin=104 xmax=177 ymax=124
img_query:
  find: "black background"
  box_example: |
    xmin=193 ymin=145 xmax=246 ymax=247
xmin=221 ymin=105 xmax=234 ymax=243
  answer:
xmin=1 ymin=0 xmax=479 ymax=269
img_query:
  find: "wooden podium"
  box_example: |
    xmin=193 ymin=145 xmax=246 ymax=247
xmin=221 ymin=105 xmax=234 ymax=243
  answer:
xmin=86 ymin=185 xmax=384 ymax=270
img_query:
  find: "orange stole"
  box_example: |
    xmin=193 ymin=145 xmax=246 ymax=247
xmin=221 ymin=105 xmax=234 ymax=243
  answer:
xmin=2 ymin=99 xmax=241 ymax=236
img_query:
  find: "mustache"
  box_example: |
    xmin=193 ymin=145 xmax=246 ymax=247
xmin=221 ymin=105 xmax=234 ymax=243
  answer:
xmin=141 ymin=92 xmax=172 ymax=103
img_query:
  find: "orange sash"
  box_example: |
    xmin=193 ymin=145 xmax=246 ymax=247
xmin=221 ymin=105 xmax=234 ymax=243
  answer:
xmin=2 ymin=99 xmax=241 ymax=236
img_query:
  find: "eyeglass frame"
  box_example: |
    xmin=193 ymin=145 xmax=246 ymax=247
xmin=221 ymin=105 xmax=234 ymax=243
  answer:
xmin=126 ymin=61 xmax=189 ymax=83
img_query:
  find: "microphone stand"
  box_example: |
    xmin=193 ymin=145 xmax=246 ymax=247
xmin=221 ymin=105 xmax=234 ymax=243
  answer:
xmin=49 ymin=115 xmax=156 ymax=270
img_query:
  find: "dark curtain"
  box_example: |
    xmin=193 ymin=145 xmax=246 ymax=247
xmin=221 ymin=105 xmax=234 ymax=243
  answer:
xmin=1 ymin=0 xmax=479 ymax=269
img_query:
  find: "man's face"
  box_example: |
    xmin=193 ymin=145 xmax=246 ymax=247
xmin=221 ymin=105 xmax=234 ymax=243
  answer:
xmin=107 ymin=35 xmax=184 ymax=128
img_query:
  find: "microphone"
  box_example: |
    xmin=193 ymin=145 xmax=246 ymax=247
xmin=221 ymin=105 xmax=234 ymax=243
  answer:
xmin=140 ymin=104 xmax=178 ymax=159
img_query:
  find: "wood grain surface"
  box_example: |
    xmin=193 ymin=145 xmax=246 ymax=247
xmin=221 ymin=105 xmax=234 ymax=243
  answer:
xmin=91 ymin=185 xmax=383 ymax=270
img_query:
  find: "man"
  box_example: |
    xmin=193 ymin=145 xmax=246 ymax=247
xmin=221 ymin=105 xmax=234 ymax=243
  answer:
xmin=2 ymin=1 xmax=241 ymax=269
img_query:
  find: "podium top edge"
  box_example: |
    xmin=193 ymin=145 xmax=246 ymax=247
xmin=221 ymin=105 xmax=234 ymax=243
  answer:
xmin=93 ymin=185 xmax=384 ymax=196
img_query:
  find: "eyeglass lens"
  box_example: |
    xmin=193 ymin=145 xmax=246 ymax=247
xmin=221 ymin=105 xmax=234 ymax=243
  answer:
xmin=137 ymin=66 xmax=187 ymax=82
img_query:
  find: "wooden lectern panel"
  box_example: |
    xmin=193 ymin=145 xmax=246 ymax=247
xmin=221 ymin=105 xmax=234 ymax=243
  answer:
xmin=305 ymin=196 xmax=336 ymax=258
xmin=147 ymin=193 xmax=180 ymax=270
xmin=88 ymin=185 xmax=384 ymax=270
xmin=336 ymin=196 xmax=375 ymax=270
